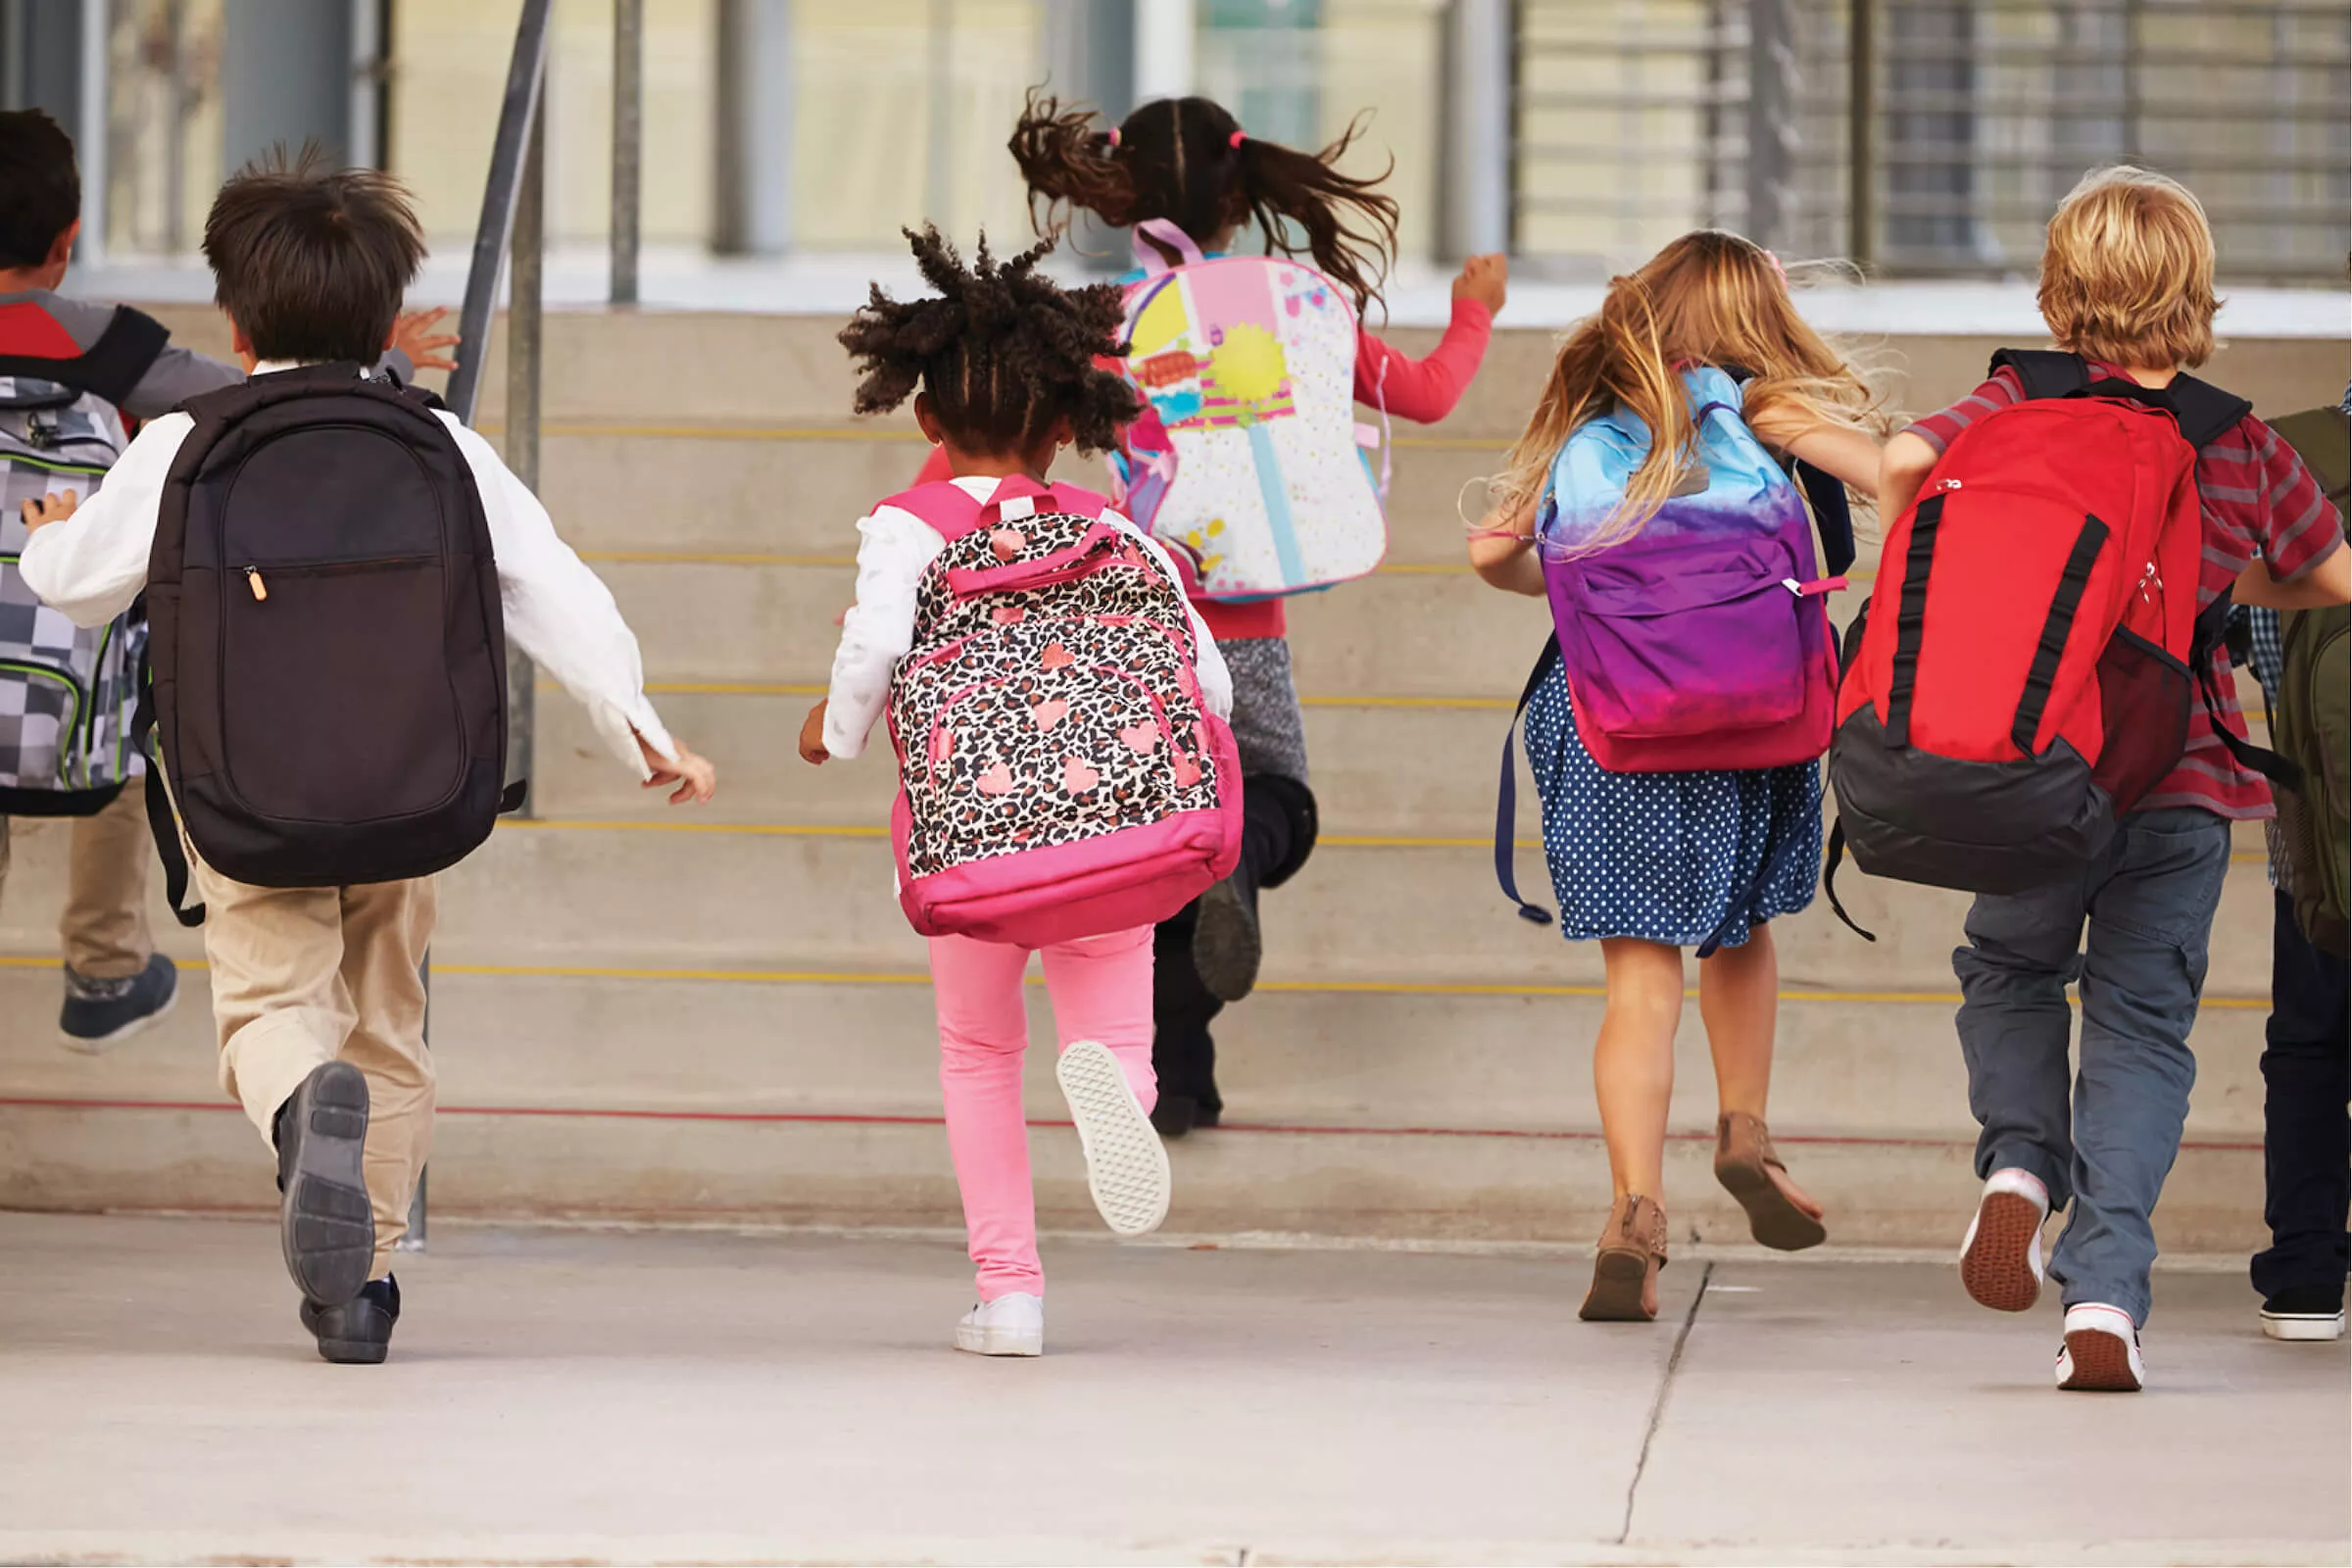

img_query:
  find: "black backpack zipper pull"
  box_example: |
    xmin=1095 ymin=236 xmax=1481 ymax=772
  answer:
xmin=243 ymin=566 xmax=268 ymax=602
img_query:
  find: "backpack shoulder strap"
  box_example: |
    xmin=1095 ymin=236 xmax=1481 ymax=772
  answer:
xmin=1987 ymin=348 xmax=2089 ymax=401
xmin=879 ymin=480 xmax=992 ymax=541
xmin=2165 ymin=372 xmax=2255 ymax=452
xmin=0 ymin=304 xmax=170 ymax=408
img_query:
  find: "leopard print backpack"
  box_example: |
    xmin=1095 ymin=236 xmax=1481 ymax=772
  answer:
xmin=884 ymin=475 xmax=1241 ymax=947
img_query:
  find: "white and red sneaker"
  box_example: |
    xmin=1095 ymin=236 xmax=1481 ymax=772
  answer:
xmin=1959 ymin=1168 xmax=2050 ymax=1312
xmin=2055 ymin=1303 xmax=2145 ymax=1393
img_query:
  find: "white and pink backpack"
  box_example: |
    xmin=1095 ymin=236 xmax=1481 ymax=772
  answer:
xmin=883 ymin=475 xmax=1241 ymax=947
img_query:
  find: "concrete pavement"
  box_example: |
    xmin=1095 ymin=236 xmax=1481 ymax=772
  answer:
xmin=0 ymin=1211 xmax=2341 ymax=1564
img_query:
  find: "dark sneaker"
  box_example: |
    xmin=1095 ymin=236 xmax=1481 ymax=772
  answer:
xmin=58 ymin=954 xmax=178 ymax=1052
xmin=1151 ymin=1093 xmax=1200 ymax=1140
xmin=1190 ymin=874 xmax=1261 ymax=1003
xmin=301 ymin=1275 xmax=401 ymax=1364
xmin=274 ymin=1062 xmax=374 ymax=1307
xmin=2261 ymin=1285 xmax=2347 ymax=1342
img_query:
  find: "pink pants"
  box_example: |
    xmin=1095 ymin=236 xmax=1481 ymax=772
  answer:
xmin=929 ymin=925 xmax=1157 ymax=1300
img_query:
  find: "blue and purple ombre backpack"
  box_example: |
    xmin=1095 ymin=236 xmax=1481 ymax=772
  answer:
xmin=1494 ymin=368 xmax=1855 ymax=916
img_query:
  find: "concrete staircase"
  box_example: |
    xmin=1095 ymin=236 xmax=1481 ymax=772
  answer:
xmin=2 ymin=309 xmax=2336 ymax=1252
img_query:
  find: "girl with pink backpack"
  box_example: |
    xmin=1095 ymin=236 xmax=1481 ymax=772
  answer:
xmin=1470 ymin=233 xmax=1888 ymax=1322
xmin=801 ymin=227 xmax=1238 ymax=1357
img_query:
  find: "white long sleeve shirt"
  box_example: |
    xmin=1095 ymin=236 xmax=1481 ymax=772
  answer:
xmin=18 ymin=362 xmax=676 ymax=777
xmin=822 ymin=475 xmax=1233 ymax=760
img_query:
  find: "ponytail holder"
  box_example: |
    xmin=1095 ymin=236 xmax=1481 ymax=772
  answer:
xmin=1106 ymin=127 xmax=1122 ymax=148
xmin=1228 ymin=129 xmax=1247 ymax=150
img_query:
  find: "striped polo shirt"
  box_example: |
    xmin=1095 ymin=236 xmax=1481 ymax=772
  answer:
xmin=1907 ymin=362 xmax=2345 ymax=820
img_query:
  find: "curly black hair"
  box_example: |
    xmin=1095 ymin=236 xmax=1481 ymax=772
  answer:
xmin=839 ymin=225 xmax=1139 ymax=457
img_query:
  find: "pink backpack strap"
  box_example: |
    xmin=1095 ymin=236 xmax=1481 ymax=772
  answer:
xmin=878 ymin=475 xmax=1109 ymax=540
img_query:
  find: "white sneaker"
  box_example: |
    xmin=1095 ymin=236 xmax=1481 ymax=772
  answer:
xmin=2055 ymin=1302 xmax=2145 ymax=1392
xmin=2260 ymin=1295 xmax=2348 ymax=1342
xmin=955 ymin=1292 xmax=1044 ymax=1356
xmin=1056 ymin=1039 xmax=1172 ymax=1237
xmin=1959 ymin=1168 xmax=2050 ymax=1312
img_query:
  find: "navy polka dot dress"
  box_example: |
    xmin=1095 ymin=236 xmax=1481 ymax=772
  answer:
xmin=1523 ymin=656 xmax=1822 ymax=949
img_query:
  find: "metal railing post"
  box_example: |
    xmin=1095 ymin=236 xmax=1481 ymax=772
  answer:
xmin=446 ymin=0 xmax=554 ymax=423
xmin=506 ymin=107 xmax=543 ymax=808
xmin=1848 ymin=0 xmax=1876 ymax=271
xmin=611 ymin=0 xmax=643 ymax=305
xmin=408 ymin=0 xmax=552 ymax=1253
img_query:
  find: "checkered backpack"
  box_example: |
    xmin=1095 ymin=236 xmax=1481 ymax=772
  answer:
xmin=0 ymin=309 xmax=168 ymax=816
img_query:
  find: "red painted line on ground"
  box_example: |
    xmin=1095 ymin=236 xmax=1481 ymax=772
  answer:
xmin=0 ymin=1096 xmax=2263 ymax=1152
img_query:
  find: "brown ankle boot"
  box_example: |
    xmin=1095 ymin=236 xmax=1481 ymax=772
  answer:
xmin=1714 ymin=1111 xmax=1828 ymax=1251
xmin=1581 ymin=1193 xmax=1668 ymax=1322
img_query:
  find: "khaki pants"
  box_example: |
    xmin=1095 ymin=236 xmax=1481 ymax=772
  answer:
xmin=0 ymin=785 xmax=158 ymax=979
xmin=187 ymin=841 xmax=437 ymax=1279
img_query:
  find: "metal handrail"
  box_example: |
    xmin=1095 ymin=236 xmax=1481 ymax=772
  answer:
xmin=445 ymin=0 xmax=554 ymax=426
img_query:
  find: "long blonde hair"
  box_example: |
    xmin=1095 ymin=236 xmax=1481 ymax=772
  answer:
xmin=1493 ymin=230 xmax=1887 ymax=554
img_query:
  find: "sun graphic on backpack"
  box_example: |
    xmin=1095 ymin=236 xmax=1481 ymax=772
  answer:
xmin=1207 ymin=323 xmax=1288 ymax=415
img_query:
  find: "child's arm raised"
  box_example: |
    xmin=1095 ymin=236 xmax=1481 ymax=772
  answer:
xmin=1356 ymin=257 xmax=1505 ymax=425
xmin=1877 ymin=431 xmax=1941 ymax=524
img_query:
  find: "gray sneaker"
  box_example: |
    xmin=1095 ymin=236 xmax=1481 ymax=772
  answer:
xmin=59 ymin=953 xmax=178 ymax=1052
xmin=1190 ymin=874 xmax=1261 ymax=1003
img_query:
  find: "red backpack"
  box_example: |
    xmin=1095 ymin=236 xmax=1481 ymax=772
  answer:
xmin=1825 ymin=351 xmax=2283 ymax=934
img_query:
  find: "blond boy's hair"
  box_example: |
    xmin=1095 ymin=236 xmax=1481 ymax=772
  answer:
xmin=2038 ymin=166 xmax=2219 ymax=370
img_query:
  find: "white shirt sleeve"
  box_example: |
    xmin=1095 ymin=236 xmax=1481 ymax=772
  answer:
xmin=1103 ymin=509 xmax=1233 ymax=720
xmin=823 ymin=505 xmax=947 ymax=760
xmin=16 ymin=412 xmax=190 ymax=627
xmin=440 ymin=415 xmax=676 ymax=777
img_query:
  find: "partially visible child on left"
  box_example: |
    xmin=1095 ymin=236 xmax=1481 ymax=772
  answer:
xmin=801 ymin=225 xmax=1235 ymax=1358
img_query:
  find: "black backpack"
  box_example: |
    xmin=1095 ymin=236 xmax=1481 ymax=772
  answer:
xmin=142 ymin=365 xmax=519 ymax=922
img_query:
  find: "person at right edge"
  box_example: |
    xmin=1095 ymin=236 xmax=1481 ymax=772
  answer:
xmin=1881 ymin=168 xmax=2349 ymax=1392
xmin=1000 ymin=91 xmax=1506 ymax=1135
xmin=2232 ymin=388 xmax=2351 ymax=1344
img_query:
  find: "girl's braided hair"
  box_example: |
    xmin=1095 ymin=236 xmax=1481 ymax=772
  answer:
xmin=838 ymin=224 xmax=1139 ymax=456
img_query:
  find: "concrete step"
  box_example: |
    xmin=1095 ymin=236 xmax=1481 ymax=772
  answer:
xmin=0 ymin=813 xmax=2275 ymax=995
xmin=0 ymin=969 xmax=2265 ymax=1251
xmin=0 ymin=956 xmax=2265 ymax=1140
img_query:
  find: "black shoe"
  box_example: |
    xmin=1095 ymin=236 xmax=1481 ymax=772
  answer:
xmin=1190 ymin=874 xmax=1261 ymax=1003
xmin=2261 ymin=1284 xmax=2347 ymax=1342
xmin=301 ymin=1275 xmax=401 ymax=1364
xmin=59 ymin=954 xmax=178 ymax=1051
xmin=274 ymin=1062 xmax=374 ymax=1307
xmin=1152 ymin=1094 xmax=1200 ymax=1139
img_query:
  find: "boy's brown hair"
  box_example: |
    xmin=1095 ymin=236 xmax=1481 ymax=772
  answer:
xmin=0 ymin=110 xmax=80 ymax=270
xmin=203 ymin=148 xmax=425 ymax=365
xmin=2038 ymin=166 xmax=2219 ymax=370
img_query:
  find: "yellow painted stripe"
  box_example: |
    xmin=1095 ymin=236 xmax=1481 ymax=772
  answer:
xmin=0 ymin=952 xmax=2266 ymax=1009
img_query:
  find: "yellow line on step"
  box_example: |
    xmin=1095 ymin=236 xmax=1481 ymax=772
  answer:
xmin=0 ymin=952 xmax=2267 ymax=1009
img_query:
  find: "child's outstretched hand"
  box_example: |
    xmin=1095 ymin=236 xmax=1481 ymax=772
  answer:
xmin=798 ymin=700 xmax=831 ymax=765
xmin=20 ymin=490 xmax=78 ymax=534
xmin=390 ymin=307 xmax=461 ymax=373
xmin=1452 ymin=254 xmax=1508 ymax=317
xmin=639 ymin=733 xmax=717 ymax=805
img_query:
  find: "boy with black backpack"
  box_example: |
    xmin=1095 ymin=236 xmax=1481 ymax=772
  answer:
xmin=1862 ymin=168 xmax=2347 ymax=1392
xmin=17 ymin=154 xmax=714 ymax=1364
xmin=0 ymin=108 xmax=452 ymax=1048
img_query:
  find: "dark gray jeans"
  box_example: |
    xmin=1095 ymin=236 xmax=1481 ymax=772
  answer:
xmin=1953 ymin=808 xmax=2234 ymax=1325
